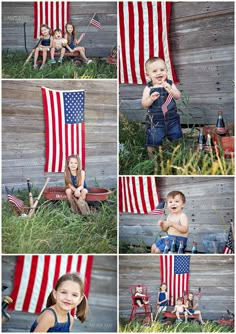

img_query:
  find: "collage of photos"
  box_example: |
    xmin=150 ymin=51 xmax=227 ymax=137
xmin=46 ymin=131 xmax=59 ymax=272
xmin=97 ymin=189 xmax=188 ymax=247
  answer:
xmin=1 ymin=1 xmax=235 ymax=334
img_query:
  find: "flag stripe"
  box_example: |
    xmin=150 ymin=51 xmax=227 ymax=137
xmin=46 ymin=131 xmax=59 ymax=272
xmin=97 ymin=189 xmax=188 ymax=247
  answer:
xmin=119 ymin=176 xmax=159 ymax=214
xmin=119 ymin=1 xmax=178 ymax=84
xmin=10 ymin=255 xmax=93 ymax=313
xmin=34 ymin=1 xmax=70 ymax=38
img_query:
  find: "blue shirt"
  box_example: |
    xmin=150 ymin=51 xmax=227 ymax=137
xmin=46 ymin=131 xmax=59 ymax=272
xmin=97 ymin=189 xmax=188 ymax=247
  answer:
xmin=30 ymin=308 xmax=71 ymax=332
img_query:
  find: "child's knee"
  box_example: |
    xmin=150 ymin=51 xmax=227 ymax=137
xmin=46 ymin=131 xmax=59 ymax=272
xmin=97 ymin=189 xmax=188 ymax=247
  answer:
xmin=65 ymin=188 xmax=73 ymax=198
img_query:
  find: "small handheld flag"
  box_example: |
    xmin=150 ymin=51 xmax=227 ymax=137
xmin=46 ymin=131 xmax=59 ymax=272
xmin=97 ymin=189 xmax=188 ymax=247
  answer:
xmin=90 ymin=14 xmax=102 ymax=30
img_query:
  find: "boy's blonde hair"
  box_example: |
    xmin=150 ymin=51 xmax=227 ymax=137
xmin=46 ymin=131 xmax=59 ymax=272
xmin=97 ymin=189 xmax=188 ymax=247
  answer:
xmin=167 ymin=191 xmax=186 ymax=204
xmin=145 ymin=57 xmax=166 ymax=70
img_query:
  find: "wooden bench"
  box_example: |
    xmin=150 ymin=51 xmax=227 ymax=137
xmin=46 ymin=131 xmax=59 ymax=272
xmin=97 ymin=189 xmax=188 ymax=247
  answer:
xmin=39 ymin=50 xmax=80 ymax=58
xmin=162 ymin=311 xmax=199 ymax=320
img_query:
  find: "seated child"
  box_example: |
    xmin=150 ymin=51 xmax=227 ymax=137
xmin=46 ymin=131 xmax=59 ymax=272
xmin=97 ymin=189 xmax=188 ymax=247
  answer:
xmin=185 ymin=292 xmax=205 ymax=325
xmin=134 ymin=286 xmax=149 ymax=308
xmin=141 ymin=57 xmax=182 ymax=159
xmin=33 ymin=24 xmax=53 ymax=70
xmin=151 ymin=191 xmax=189 ymax=254
xmin=50 ymin=28 xmax=72 ymax=64
xmin=172 ymin=297 xmax=190 ymax=323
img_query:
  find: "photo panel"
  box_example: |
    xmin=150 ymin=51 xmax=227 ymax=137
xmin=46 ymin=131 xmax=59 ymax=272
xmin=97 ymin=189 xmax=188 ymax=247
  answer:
xmin=2 ymin=255 xmax=117 ymax=332
xmin=2 ymin=79 xmax=117 ymax=254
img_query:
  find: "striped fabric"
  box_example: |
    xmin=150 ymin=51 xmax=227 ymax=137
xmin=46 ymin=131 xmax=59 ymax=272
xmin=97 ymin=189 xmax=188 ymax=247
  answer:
xmin=160 ymin=255 xmax=190 ymax=306
xmin=162 ymin=93 xmax=173 ymax=114
xmin=119 ymin=176 xmax=160 ymax=214
xmin=9 ymin=255 xmax=93 ymax=313
xmin=34 ymin=1 xmax=70 ymax=38
xmin=119 ymin=1 xmax=178 ymax=84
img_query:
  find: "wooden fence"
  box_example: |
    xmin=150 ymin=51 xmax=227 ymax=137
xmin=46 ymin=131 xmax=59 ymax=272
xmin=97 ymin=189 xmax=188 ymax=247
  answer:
xmin=2 ymin=255 xmax=117 ymax=332
xmin=2 ymin=80 xmax=117 ymax=190
xmin=119 ymin=177 xmax=234 ymax=253
xmin=119 ymin=255 xmax=234 ymax=321
xmin=119 ymin=2 xmax=234 ymax=125
xmin=2 ymin=2 xmax=117 ymax=57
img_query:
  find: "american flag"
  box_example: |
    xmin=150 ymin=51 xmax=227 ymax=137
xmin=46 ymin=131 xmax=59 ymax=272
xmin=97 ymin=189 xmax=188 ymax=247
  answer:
xmin=162 ymin=93 xmax=173 ymax=114
xmin=160 ymin=255 xmax=190 ymax=306
xmin=119 ymin=2 xmax=178 ymax=84
xmin=5 ymin=186 xmax=25 ymax=212
xmin=223 ymin=223 xmax=234 ymax=254
xmin=34 ymin=1 xmax=70 ymax=39
xmin=90 ymin=14 xmax=102 ymax=30
xmin=9 ymin=255 xmax=93 ymax=314
xmin=119 ymin=176 xmax=160 ymax=214
xmin=41 ymin=87 xmax=85 ymax=173
xmin=148 ymin=199 xmax=165 ymax=215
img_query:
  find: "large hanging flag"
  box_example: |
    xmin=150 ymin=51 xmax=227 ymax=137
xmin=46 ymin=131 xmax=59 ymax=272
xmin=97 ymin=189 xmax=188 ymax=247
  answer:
xmin=41 ymin=86 xmax=85 ymax=173
xmin=9 ymin=255 xmax=93 ymax=314
xmin=119 ymin=2 xmax=178 ymax=84
xmin=34 ymin=1 xmax=70 ymax=38
xmin=119 ymin=176 xmax=160 ymax=214
xmin=160 ymin=255 xmax=190 ymax=306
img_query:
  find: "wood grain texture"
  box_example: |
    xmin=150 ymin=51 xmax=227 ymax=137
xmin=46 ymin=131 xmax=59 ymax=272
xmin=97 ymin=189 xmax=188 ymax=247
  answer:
xmin=2 ymin=255 xmax=117 ymax=332
xmin=119 ymin=177 xmax=234 ymax=253
xmin=2 ymin=80 xmax=117 ymax=190
xmin=2 ymin=2 xmax=117 ymax=57
xmin=119 ymin=2 xmax=234 ymax=125
xmin=119 ymin=255 xmax=234 ymax=321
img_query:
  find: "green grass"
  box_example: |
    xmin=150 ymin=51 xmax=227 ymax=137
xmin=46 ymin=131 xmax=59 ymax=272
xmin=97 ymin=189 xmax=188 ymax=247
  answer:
xmin=119 ymin=117 xmax=234 ymax=175
xmin=119 ymin=318 xmax=234 ymax=332
xmin=2 ymin=51 xmax=117 ymax=79
xmin=119 ymin=240 xmax=150 ymax=254
xmin=2 ymin=188 xmax=117 ymax=254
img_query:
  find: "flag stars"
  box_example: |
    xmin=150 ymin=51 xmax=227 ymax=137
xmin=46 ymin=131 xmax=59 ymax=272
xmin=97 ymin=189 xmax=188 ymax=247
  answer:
xmin=64 ymin=91 xmax=85 ymax=124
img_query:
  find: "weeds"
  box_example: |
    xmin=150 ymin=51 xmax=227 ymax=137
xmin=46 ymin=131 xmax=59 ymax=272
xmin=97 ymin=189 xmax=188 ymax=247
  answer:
xmin=2 ymin=188 xmax=117 ymax=254
xmin=2 ymin=51 xmax=117 ymax=79
xmin=119 ymin=117 xmax=234 ymax=175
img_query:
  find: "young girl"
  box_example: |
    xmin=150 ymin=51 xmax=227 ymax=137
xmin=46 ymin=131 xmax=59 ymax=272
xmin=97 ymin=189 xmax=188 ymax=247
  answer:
xmin=156 ymin=283 xmax=168 ymax=314
xmin=185 ymin=292 xmax=205 ymax=324
xmin=34 ymin=24 xmax=53 ymax=70
xmin=30 ymin=272 xmax=88 ymax=332
xmin=64 ymin=155 xmax=90 ymax=214
xmin=64 ymin=22 xmax=92 ymax=64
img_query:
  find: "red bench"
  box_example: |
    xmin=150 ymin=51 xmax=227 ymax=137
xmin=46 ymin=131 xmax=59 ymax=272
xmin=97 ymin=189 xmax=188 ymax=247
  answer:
xmin=39 ymin=50 xmax=80 ymax=58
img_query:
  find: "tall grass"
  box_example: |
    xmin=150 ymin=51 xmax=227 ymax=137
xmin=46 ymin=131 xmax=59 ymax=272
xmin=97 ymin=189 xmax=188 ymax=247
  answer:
xmin=119 ymin=117 xmax=234 ymax=175
xmin=2 ymin=188 xmax=117 ymax=254
xmin=2 ymin=51 xmax=117 ymax=79
xmin=119 ymin=318 xmax=234 ymax=333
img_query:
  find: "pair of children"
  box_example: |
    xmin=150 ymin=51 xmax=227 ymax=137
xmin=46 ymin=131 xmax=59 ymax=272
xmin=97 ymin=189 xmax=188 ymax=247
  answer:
xmin=34 ymin=22 xmax=92 ymax=69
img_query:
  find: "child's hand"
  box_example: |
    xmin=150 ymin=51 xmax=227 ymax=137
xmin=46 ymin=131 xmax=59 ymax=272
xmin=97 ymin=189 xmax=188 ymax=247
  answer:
xmin=150 ymin=91 xmax=160 ymax=101
xmin=162 ymin=81 xmax=172 ymax=93
xmin=157 ymin=219 xmax=164 ymax=227
xmin=74 ymin=188 xmax=81 ymax=197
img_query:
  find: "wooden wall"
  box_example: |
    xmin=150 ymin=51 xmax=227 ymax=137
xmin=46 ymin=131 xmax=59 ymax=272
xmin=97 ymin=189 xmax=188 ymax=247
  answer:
xmin=2 ymin=255 xmax=117 ymax=332
xmin=2 ymin=80 xmax=117 ymax=190
xmin=119 ymin=2 xmax=234 ymax=125
xmin=119 ymin=255 xmax=234 ymax=321
xmin=2 ymin=2 xmax=117 ymax=57
xmin=119 ymin=177 xmax=234 ymax=253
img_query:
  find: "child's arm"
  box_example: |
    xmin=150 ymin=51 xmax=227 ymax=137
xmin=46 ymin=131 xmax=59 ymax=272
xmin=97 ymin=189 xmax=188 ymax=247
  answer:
xmin=76 ymin=33 xmax=85 ymax=45
xmin=172 ymin=306 xmax=176 ymax=313
xmin=165 ymin=213 xmax=189 ymax=234
xmin=162 ymin=81 xmax=181 ymax=100
xmin=141 ymin=86 xmax=160 ymax=108
xmin=159 ymin=220 xmax=169 ymax=232
xmin=69 ymin=315 xmax=74 ymax=331
xmin=32 ymin=310 xmax=55 ymax=332
xmin=159 ymin=293 xmax=168 ymax=305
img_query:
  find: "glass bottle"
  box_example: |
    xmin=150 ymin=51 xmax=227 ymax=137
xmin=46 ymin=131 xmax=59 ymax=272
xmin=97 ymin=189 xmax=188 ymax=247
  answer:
xmin=170 ymin=237 xmax=177 ymax=253
xmin=163 ymin=240 xmax=169 ymax=254
xmin=178 ymin=240 xmax=184 ymax=254
xmin=197 ymin=128 xmax=205 ymax=151
xmin=191 ymin=242 xmax=198 ymax=254
xmin=204 ymin=133 xmax=212 ymax=153
xmin=216 ymin=111 xmax=226 ymax=136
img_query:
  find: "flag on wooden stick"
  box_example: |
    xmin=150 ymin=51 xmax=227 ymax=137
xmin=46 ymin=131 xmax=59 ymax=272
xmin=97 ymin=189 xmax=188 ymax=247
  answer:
xmin=119 ymin=176 xmax=160 ymax=214
xmin=148 ymin=199 xmax=165 ymax=215
xmin=41 ymin=86 xmax=85 ymax=173
xmin=34 ymin=1 xmax=70 ymax=38
xmin=9 ymin=255 xmax=93 ymax=313
xmin=119 ymin=2 xmax=178 ymax=84
xmin=5 ymin=186 xmax=25 ymax=213
xmin=160 ymin=255 xmax=190 ymax=306
xmin=223 ymin=222 xmax=234 ymax=254
xmin=90 ymin=14 xmax=102 ymax=30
